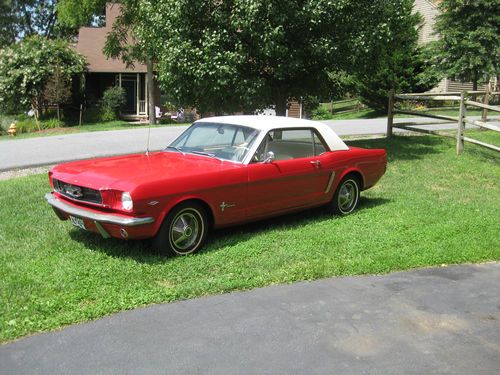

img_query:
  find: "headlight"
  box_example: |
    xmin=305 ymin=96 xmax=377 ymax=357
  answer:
xmin=121 ymin=192 xmax=133 ymax=211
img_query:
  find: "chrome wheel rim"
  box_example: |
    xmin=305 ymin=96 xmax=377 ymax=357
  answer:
xmin=169 ymin=208 xmax=203 ymax=254
xmin=338 ymin=180 xmax=358 ymax=213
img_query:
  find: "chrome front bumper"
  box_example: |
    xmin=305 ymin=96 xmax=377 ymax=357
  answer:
xmin=45 ymin=193 xmax=155 ymax=227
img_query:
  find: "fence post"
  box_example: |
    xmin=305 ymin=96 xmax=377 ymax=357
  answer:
xmin=387 ymin=89 xmax=395 ymax=138
xmin=79 ymin=103 xmax=83 ymax=126
xmin=482 ymin=84 xmax=490 ymax=122
xmin=456 ymin=91 xmax=467 ymax=154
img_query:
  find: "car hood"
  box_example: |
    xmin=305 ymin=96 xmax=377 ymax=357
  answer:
xmin=50 ymin=151 xmax=242 ymax=191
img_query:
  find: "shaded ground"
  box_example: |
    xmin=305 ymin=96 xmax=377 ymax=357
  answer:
xmin=1 ymin=263 xmax=498 ymax=375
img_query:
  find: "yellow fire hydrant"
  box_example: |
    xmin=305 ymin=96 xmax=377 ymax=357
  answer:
xmin=8 ymin=123 xmax=17 ymax=136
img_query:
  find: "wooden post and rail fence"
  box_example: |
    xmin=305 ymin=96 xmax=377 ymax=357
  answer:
xmin=386 ymin=88 xmax=500 ymax=154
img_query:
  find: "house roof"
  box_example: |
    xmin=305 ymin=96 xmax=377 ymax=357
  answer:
xmin=75 ymin=3 xmax=146 ymax=73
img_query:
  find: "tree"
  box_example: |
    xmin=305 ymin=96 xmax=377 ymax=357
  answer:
xmin=58 ymin=0 xmax=157 ymax=124
xmin=427 ymin=0 xmax=500 ymax=91
xmin=353 ymin=0 xmax=440 ymax=110
xmin=43 ymin=61 xmax=72 ymax=123
xmin=0 ymin=36 xmax=86 ymax=128
xmin=0 ymin=0 xmax=76 ymax=45
xmin=136 ymin=0 xmax=416 ymax=116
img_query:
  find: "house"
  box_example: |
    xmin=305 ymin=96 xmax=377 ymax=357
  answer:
xmin=413 ymin=0 xmax=496 ymax=92
xmin=75 ymin=3 xmax=160 ymax=120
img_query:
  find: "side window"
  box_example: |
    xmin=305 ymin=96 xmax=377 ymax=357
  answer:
xmin=313 ymin=131 xmax=327 ymax=155
xmin=252 ymin=128 xmax=330 ymax=162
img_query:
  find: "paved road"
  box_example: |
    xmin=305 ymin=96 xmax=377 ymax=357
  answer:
xmin=3 ymin=117 xmax=495 ymax=172
xmin=1 ymin=263 xmax=499 ymax=374
xmin=0 ymin=125 xmax=187 ymax=171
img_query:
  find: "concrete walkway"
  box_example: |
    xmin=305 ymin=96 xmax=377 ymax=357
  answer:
xmin=1 ymin=263 xmax=499 ymax=374
xmin=3 ymin=117 xmax=493 ymax=172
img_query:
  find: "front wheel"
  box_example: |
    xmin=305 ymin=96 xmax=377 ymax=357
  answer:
xmin=152 ymin=202 xmax=209 ymax=256
xmin=331 ymin=176 xmax=360 ymax=215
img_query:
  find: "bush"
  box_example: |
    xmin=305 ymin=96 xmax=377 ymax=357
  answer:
xmin=311 ymin=106 xmax=334 ymax=121
xmin=16 ymin=119 xmax=38 ymax=134
xmin=41 ymin=118 xmax=62 ymax=129
xmin=302 ymin=95 xmax=320 ymax=119
xmin=0 ymin=114 xmax=17 ymax=134
xmin=81 ymin=107 xmax=102 ymax=123
xmin=100 ymin=107 xmax=117 ymax=122
xmin=101 ymin=87 xmax=126 ymax=120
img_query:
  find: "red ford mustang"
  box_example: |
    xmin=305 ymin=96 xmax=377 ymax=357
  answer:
xmin=46 ymin=116 xmax=386 ymax=256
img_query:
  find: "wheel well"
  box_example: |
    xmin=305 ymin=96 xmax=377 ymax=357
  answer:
xmin=173 ymin=198 xmax=215 ymax=229
xmin=344 ymin=171 xmax=364 ymax=190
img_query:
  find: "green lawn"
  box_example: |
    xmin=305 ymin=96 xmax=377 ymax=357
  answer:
xmin=0 ymin=120 xmax=189 ymax=140
xmin=1 ymin=132 xmax=499 ymax=343
xmin=320 ymin=101 xmax=490 ymax=120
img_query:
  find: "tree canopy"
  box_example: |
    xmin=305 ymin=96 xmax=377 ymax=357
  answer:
xmin=0 ymin=36 xmax=86 ymax=122
xmin=426 ymin=0 xmax=500 ymax=90
xmin=352 ymin=0 xmax=440 ymax=110
xmin=136 ymin=0 xmax=419 ymax=115
xmin=0 ymin=0 xmax=76 ymax=45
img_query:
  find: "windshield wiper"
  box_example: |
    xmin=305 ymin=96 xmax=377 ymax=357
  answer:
xmin=190 ymin=150 xmax=217 ymax=158
xmin=165 ymin=145 xmax=183 ymax=153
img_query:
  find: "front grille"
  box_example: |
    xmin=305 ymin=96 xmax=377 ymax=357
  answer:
xmin=53 ymin=178 xmax=102 ymax=205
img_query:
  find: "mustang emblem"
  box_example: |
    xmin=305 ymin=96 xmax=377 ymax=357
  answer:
xmin=220 ymin=201 xmax=236 ymax=212
xmin=65 ymin=185 xmax=83 ymax=198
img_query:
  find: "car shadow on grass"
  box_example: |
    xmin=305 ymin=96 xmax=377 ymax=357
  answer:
xmin=205 ymin=196 xmax=390 ymax=251
xmin=346 ymin=135 xmax=447 ymax=162
xmin=68 ymin=196 xmax=391 ymax=263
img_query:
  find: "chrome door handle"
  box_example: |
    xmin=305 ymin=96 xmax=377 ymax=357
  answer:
xmin=310 ymin=160 xmax=321 ymax=168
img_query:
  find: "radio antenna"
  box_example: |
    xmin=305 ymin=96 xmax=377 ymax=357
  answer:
xmin=146 ymin=118 xmax=152 ymax=156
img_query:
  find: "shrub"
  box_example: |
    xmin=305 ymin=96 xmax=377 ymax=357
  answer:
xmin=41 ymin=118 xmax=62 ymax=129
xmin=16 ymin=119 xmax=38 ymax=134
xmin=82 ymin=107 xmax=102 ymax=123
xmin=100 ymin=107 xmax=117 ymax=122
xmin=101 ymin=87 xmax=126 ymax=120
xmin=0 ymin=114 xmax=17 ymax=134
xmin=311 ymin=106 xmax=334 ymax=121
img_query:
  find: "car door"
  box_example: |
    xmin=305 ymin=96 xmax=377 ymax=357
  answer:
xmin=246 ymin=128 xmax=332 ymax=220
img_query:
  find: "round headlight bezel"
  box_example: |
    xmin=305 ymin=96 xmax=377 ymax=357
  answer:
xmin=121 ymin=192 xmax=133 ymax=211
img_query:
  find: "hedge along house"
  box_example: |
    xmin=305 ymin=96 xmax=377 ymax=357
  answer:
xmin=75 ymin=3 xmax=160 ymax=120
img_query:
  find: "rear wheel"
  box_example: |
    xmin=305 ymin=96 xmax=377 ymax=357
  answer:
xmin=153 ymin=202 xmax=208 ymax=256
xmin=331 ymin=176 xmax=360 ymax=215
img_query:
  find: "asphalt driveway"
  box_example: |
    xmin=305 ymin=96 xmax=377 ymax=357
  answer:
xmin=1 ymin=263 xmax=499 ymax=374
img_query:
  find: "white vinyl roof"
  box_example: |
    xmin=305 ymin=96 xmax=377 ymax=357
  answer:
xmin=195 ymin=115 xmax=349 ymax=152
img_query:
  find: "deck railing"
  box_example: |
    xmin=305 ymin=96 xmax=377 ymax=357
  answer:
xmin=139 ymin=100 xmax=146 ymax=115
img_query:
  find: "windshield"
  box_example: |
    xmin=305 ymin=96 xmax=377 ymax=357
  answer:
xmin=167 ymin=122 xmax=260 ymax=163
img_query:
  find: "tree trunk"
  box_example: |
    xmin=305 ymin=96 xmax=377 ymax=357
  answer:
xmin=31 ymin=98 xmax=40 ymax=131
xmin=274 ymin=88 xmax=287 ymax=116
xmin=472 ymin=71 xmax=478 ymax=91
xmin=146 ymin=56 xmax=156 ymax=125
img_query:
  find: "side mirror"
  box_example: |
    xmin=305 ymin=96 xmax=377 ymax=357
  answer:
xmin=263 ymin=151 xmax=275 ymax=164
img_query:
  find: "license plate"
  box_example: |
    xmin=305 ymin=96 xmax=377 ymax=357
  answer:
xmin=69 ymin=215 xmax=86 ymax=230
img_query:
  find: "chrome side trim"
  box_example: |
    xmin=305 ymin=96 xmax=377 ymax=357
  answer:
xmin=45 ymin=193 xmax=155 ymax=227
xmin=324 ymin=172 xmax=336 ymax=194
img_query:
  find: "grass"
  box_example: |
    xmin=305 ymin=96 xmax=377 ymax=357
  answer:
xmin=319 ymin=101 xmax=490 ymax=120
xmin=0 ymin=132 xmax=499 ymax=343
xmin=0 ymin=120 xmax=188 ymax=140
